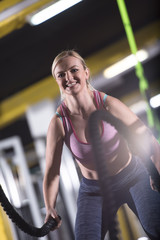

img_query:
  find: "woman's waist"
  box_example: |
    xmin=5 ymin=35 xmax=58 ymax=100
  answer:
xmin=80 ymin=154 xmax=146 ymax=193
xmin=106 ymin=151 xmax=132 ymax=176
xmin=78 ymin=151 xmax=132 ymax=179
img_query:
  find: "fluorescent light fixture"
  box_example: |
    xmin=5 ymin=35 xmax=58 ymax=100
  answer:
xmin=27 ymin=0 xmax=82 ymax=25
xmin=0 ymin=0 xmax=40 ymax=21
xmin=103 ymin=50 xmax=148 ymax=79
xmin=150 ymin=94 xmax=160 ymax=108
xmin=137 ymin=238 xmax=149 ymax=240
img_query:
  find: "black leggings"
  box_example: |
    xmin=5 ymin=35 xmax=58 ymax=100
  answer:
xmin=75 ymin=156 xmax=160 ymax=240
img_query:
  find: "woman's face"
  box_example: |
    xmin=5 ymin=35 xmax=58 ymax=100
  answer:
xmin=54 ymin=56 xmax=89 ymax=97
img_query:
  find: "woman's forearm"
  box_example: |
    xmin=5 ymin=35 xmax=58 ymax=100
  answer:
xmin=43 ymin=174 xmax=60 ymax=210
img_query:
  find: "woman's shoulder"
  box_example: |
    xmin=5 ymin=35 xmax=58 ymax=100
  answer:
xmin=98 ymin=91 xmax=125 ymax=112
xmin=47 ymin=108 xmax=65 ymax=138
xmin=55 ymin=105 xmax=63 ymax=118
xmin=98 ymin=91 xmax=119 ymax=104
xmin=98 ymin=91 xmax=111 ymax=109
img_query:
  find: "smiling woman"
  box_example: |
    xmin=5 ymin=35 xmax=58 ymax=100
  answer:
xmin=54 ymin=58 xmax=89 ymax=95
xmin=51 ymin=50 xmax=94 ymax=100
xmin=43 ymin=49 xmax=160 ymax=240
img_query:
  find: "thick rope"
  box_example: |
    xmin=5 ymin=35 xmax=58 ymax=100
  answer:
xmin=88 ymin=110 xmax=160 ymax=239
xmin=89 ymin=110 xmax=120 ymax=240
xmin=0 ymin=184 xmax=60 ymax=237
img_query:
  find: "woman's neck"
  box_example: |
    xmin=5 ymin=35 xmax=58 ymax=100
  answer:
xmin=64 ymin=88 xmax=95 ymax=116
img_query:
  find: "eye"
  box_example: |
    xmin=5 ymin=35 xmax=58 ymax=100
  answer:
xmin=71 ymin=68 xmax=78 ymax=73
xmin=57 ymin=72 xmax=65 ymax=78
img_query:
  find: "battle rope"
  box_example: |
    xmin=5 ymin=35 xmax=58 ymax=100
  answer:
xmin=0 ymin=111 xmax=159 ymax=239
xmin=0 ymin=184 xmax=60 ymax=237
xmin=88 ymin=110 xmax=160 ymax=239
xmin=89 ymin=111 xmax=120 ymax=240
xmin=89 ymin=110 xmax=160 ymax=192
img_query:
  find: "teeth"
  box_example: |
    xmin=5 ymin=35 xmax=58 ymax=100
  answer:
xmin=67 ymin=82 xmax=76 ymax=87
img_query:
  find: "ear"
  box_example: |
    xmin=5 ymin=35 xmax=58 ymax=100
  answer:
xmin=85 ymin=67 xmax=90 ymax=80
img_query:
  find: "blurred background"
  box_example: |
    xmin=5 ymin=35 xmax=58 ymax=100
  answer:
xmin=0 ymin=0 xmax=160 ymax=239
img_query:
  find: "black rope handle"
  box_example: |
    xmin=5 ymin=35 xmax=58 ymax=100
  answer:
xmin=0 ymin=185 xmax=61 ymax=237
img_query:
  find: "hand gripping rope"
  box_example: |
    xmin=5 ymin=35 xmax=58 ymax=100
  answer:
xmin=88 ymin=110 xmax=160 ymax=240
xmin=0 ymin=110 xmax=159 ymax=239
xmin=0 ymin=184 xmax=61 ymax=237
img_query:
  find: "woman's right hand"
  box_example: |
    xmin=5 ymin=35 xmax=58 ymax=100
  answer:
xmin=45 ymin=208 xmax=62 ymax=230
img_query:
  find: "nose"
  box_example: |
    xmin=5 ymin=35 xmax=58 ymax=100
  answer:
xmin=66 ymin=71 xmax=73 ymax=82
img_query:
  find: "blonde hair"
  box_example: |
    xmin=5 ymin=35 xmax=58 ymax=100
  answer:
xmin=51 ymin=50 xmax=94 ymax=99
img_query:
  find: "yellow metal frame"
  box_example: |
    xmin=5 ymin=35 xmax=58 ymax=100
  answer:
xmin=0 ymin=21 xmax=160 ymax=129
xmin=0 ymin=0 xmax=56 ymax=38
xmin=0 ymin=205 xmax=13 ymax=240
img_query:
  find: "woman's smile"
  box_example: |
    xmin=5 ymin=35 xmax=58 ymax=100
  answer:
xmin=66 ymin=81 xmax=77 ymax=88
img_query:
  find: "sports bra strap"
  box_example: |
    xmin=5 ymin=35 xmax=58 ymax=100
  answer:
xmin=103 ymin=94 xmax=108 ymax=105
xmin=94 ymin=91 xmax=108 ymax=109
xmin=56 ymin=111 xmax=63 ymax=122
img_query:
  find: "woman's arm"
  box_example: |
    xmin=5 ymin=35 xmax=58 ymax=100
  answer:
xmin=43 ymin=114 xmax=64 ymax=226
xmin=101 ymin=93 xmax=160 ymax=174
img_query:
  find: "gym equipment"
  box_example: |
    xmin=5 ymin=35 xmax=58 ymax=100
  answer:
xmin=0 ymin=184 xmax=60 ymax=237
xmin=89 ymin=110 xmax=160 ymax=239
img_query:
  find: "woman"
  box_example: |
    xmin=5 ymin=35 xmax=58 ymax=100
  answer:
xmin=43 ymin=50 xmax=160 ymax=240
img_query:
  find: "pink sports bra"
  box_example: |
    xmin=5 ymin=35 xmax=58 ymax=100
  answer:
xmin=57 ymin=91 xmax=128 ymax=165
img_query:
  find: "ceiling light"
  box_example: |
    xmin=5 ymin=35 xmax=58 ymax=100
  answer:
xmin=27 ymin=0 xmax=82 ymax=25
xmin=103 ymin=49 xmax=148 ymax=79
xmin=150 ymin=94 xmax=160 ymax=108
xmin=137 ymin=238 xmax=149 ymax=240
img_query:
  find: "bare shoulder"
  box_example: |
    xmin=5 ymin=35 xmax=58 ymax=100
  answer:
xmin=47 ymin=111 xmax=65 ymax=141
xmin=99 ymin=92 xmax=138 ymax=125
xmin=105 ymin=95 xmax=123 ymax=109
xmin=99 ymin=91 xmax=118 ymax=110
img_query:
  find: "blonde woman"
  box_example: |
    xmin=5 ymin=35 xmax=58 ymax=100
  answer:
xmin=43 ymin=50 xmax=160 ymax=240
